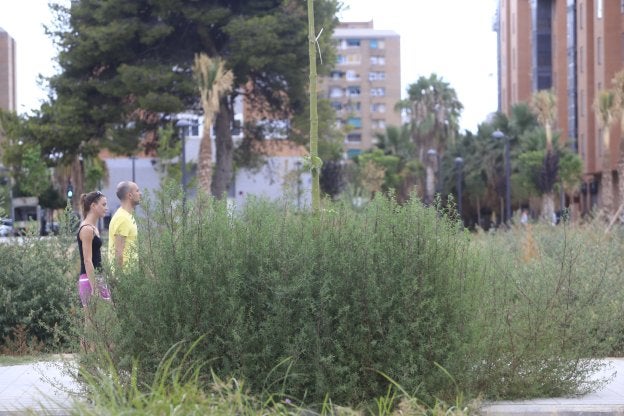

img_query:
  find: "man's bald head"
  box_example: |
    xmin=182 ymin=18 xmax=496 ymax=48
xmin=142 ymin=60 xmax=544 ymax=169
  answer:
xmin=116 ymin=181 xmax=141 ymax=207
xmin=116 ymin=181 xmax=132 ymax=201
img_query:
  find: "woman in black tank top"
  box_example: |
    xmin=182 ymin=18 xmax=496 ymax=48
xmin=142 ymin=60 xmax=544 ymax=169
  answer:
xmin=77 ymin=191 xmax=108 ymax=309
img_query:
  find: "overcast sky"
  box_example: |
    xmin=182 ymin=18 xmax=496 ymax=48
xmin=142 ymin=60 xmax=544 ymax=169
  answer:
xmin=0 ymin=0 xmax=499 ymax=133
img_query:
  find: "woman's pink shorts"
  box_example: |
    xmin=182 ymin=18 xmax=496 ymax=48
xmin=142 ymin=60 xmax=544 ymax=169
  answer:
xmin=78 ymin=274 xmax=111 ymax=307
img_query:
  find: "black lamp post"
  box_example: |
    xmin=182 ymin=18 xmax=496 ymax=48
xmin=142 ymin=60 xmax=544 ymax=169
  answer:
xmin=454 ymin=156 xmax=464 ymax=219
xmin=295 ymin=160 xmax=302 ymax=209
xmin=130 ymin=155 xmax=137 ymax=183
xmin=175 ymin=118 xmax=191 ymax=195
xmin=492 ymin=130 xmax=511 ymax=224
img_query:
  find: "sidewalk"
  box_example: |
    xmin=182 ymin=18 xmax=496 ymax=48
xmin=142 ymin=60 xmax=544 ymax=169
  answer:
xmin=0 ymin=357 xmax=80 ymax=415
xmin=0 ymin=357 xmax=623 ymax=415
xmin=481 ymin=358 xmax=624 ymax=415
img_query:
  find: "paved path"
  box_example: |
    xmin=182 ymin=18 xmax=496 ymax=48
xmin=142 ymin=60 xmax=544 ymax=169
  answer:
xmin=0 ymin=357 xmax=623 ymax=414
xmin=481 ymin=358 xmax=624 ymax=415
xmin=0 ymin=357 xmax=80 ymax=415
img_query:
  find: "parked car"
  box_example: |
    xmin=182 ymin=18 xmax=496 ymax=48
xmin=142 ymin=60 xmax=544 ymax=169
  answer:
xmin=0 ymin=218 xmax=13 ymax=237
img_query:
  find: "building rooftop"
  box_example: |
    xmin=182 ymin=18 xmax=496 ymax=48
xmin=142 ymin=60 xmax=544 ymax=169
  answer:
xmin=333 ymin=28 xmax=399 ymax=39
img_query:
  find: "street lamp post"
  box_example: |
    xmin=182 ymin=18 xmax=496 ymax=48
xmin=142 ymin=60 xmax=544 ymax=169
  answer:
xmin=295 ymin=160 xmax=302 ymax=209
xmin=454 ymin=157 xmax=464 ymax=220
xmin=492 ymin=130 xmax=511 ymax=224
xmin=175 ymin=119 xmax=191 ymax=196
xmin=130 ymin=155 xmax=137 ymax=183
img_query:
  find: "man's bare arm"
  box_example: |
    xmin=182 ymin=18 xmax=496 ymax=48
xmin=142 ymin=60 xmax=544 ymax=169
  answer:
xmin=115 ymin=234 xmax=126 ymax=267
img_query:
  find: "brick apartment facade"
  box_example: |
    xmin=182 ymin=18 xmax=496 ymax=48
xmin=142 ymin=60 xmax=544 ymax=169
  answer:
xmin=498 ymin=0 xmax=624 ymax=211
xmin=323 ymin=21 xmax=401 ymax=158
xmin=0 ymin=28 xmax=16 ymax=112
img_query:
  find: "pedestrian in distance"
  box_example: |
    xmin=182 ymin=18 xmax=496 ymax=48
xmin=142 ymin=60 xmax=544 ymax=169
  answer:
xmin=77 ymin=191 xmax=111 ymax=311
xmin=108 ymin=181 xmax=141 ymax=271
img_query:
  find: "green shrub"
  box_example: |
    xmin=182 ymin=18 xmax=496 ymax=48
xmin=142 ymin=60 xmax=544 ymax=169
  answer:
xmin=459 ymin=221 xmax=624 ymax=398
xmin=0 ymin=234 xmax=77 ymax=351
xmin=108 ymin=187 xmax=470 ymax=404
xmin=95 ymin=185 xmax=624 ymax=404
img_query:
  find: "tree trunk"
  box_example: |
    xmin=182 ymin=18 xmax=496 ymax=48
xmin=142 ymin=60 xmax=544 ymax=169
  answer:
xmin=211 ymin=96 xmax=233 ymax=199
xmin=197 ymin=119 xmax=213 ymax=195
xmin=541 ymin=192 xmax=555 ymax=224
xmin=71 ymin=156 xmax=84 ymax=211
xmin=425 ymin=165 xmax=435 ymax=205
xmin=602 ymin=167 xmax=614 ymax=215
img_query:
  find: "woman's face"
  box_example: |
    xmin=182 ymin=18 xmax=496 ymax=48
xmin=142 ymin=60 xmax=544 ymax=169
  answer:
xmin=91 ymin=196 xmax=108 ymax=218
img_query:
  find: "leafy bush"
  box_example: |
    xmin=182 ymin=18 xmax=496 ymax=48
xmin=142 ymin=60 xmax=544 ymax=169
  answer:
xmin=459 ymin=221 xmax=624 ymax=398
xmin=108 ymin=187 xmax=470 ymax=404
xmin=0 ymin=234 xmax=77 ymax=351
xmin=93 ymin=185 xmax=624 ymax=404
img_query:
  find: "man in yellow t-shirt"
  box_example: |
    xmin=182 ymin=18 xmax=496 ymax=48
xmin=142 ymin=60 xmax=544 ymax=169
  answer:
xmin=108 ymin=181 xmax=141 ymax=271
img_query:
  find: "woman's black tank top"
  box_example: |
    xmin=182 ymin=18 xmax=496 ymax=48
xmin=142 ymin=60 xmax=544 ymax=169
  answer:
xmin=77 ymin=224 xmax=102 ymax=274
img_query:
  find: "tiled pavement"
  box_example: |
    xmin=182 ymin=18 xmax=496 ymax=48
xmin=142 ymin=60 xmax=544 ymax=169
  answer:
xmin=0 ymin=357 xmax=623 ymax=414
xmin=0 ymin=357 xmax=80 ymax=415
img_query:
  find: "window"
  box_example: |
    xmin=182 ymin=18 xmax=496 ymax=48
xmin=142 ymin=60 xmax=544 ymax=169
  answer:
xmin=371 ymin=103 xmax=386 ymax=113
xmin=346 ymin=54 xmax=361 ymax=64
xmin=621 ymin=0 xmax=624 ymax=13
xmin=370 ymin=55 xmax=385 ymax=65
xmin=372 ymin=119 xmax=386 ymax=129
xmin=580 ymin=3 xmax=584 ymax=30
xmin=347 ymin=133 xmax=362 ymax=142
xmin=330 ymin=87 xmax=343 ymax=98
xmin=370 ymin=88 xmax=385 ymax=97
xmin=337 ymin=55 xmax=346 ymax=65
xmin=597 ymin=37 xmax=602 ymax=65
xmin=598 ymin=128 xmax=603 ymax=156
xmin=369 ymin=39 xmax=385 ymax=49
xmin=330 ymin=71 xmax=344 ymax=80
xmin=368 ymin=71 xmax=386 ymax=81
xmin=347 ymin=39 xmax=361 ymax=47
xmin=346 ymin=70 xmax=360 ymax=81
xmin=580 ymin=46 xmax=584 ymax=73
xmin=345 ymin=101 xmax=361 ymax=112
xmin=330 ymin=102 xmax=342 ymax=111
xmin=597 ymin=0 xmax=603 ymax=19
xmin=347 ymin=86 xmax=361 ymax=97
xmin=580 ymin=90 xmax=585 ymax=117
xmin=347 ymin=117 xmax=362 ymax=128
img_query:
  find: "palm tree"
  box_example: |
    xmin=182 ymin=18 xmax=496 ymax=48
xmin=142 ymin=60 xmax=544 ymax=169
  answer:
xmin=400 ymin=74 xmax=463 ymax=161
xmin=192 ymin=53 xmax=234 ymax=196
xmin=611 ymin=70 xmax=624 ymax=207
xmin=530 ymin=89 xmax=558 ymax=223
xmin=594 ymin=89 xmax=617 ymax=215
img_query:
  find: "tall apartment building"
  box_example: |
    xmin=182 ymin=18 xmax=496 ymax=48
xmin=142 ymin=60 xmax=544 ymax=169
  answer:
xmin=324 ymin=21 xmax=401 ymax=158
xmin=0 ymin=28 xmax=16 ymax=112
xmin=498 ymin=0 xmax=624 ymax=210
